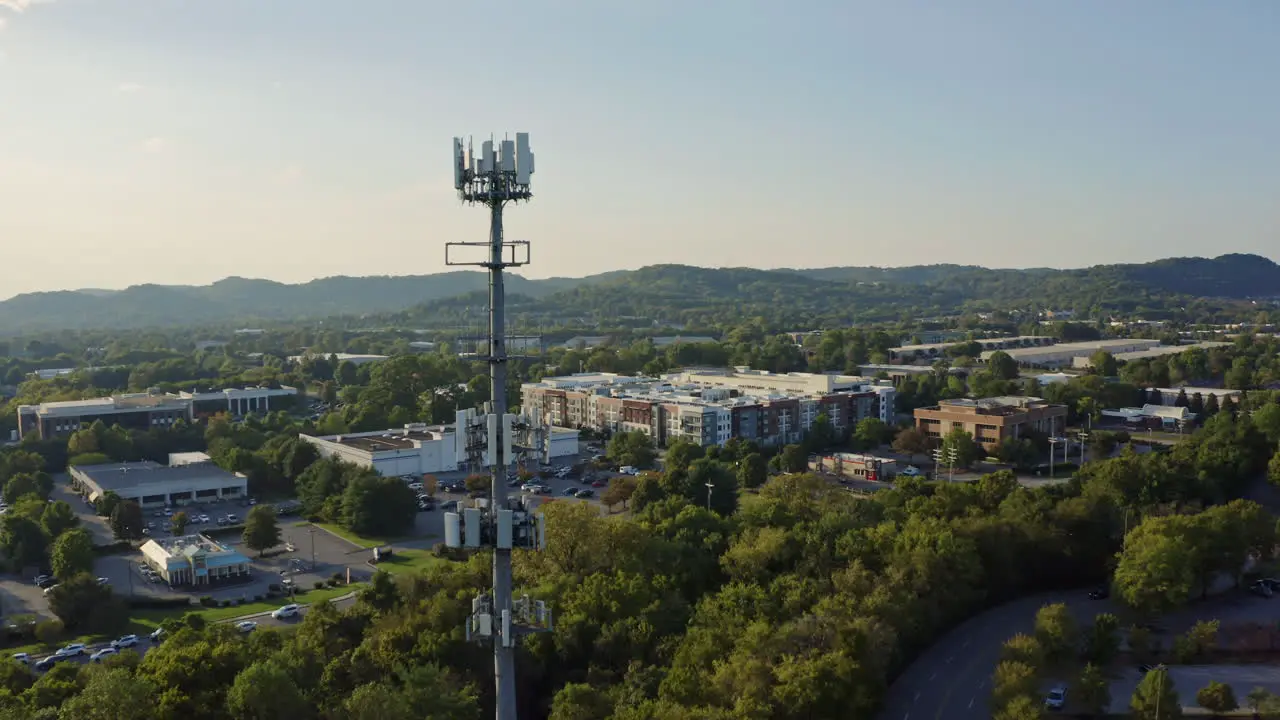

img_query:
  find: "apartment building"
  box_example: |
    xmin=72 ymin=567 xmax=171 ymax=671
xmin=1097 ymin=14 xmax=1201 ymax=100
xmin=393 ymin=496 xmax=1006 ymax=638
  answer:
xmin=521 ymin=369 xmax=895 ymax=448
xmin=913 ymin=396 xmax=1067 ymax=452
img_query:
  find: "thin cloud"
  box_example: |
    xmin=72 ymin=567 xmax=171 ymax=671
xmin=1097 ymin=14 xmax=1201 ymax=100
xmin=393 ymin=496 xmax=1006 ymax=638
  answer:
xmin=0 ymin=0 xmax=56 ymax=13
xmin=117 ymin=82 xmax=144 ymax=93
xmin=0 ymin=17 xmax=7 ymax=30
xmin=141 ymin=137 xmax=168 ymax=154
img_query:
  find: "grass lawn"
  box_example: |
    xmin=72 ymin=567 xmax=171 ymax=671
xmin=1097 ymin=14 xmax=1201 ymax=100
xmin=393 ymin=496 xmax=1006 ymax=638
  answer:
xmin=371 ymin=548 xmax=448 ymax=576
xmin=311 ymin=522 xmax=429 ymax=549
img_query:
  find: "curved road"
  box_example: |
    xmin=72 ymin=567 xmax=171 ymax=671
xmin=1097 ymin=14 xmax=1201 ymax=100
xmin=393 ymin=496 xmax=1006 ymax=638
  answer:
xmin=878 ymin=589 xmax=1113 ymax=720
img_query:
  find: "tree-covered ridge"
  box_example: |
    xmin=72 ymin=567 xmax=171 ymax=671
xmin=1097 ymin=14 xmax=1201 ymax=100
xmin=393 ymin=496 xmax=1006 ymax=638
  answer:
xmin=1 ymin=253 xmax=1275 ymax=333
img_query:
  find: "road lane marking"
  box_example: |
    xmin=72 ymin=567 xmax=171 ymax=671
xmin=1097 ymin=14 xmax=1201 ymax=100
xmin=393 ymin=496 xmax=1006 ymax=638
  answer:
xmin=934 ymin=645 xmax=988 ymax=720
xmin=968 ymin=697 xmax=975 ymax=709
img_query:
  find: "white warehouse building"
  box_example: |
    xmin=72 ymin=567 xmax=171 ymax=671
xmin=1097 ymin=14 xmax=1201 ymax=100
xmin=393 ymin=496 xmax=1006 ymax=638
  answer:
xmin=299 ymin=423 xmax=579 ymax=477
xmin=981 ymin=339 xmax=1163 ymax=369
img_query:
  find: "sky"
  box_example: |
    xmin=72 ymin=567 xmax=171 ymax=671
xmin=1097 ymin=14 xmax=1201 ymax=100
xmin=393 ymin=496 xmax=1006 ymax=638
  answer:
xmin=0 ymin=1 xmax=1278 ymax=298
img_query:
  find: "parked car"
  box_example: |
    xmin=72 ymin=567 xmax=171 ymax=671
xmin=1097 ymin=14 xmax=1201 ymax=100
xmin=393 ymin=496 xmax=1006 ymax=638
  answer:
xmin=225 ymin=514 xmax=239 ymax=524
xmin=235 ymin=621 xmax=257 ymax=633
xmin=1088 ymin=586 xmax=1109 ymax=600
xmin=1251 ymin=580 xmax=1274 ymax=598
xmin=149 ymin=627 xmax=165 ymax=642
xmin=575 ymin=489 xmax=595 ymax=499
xmin=562 ymin=487 xmax=579 ymax=497
xmin=11 ymin=653 xmax=28 ymax=665
xmin=32 ymin=574 xmax=51 ymax=586
xmin=90 ymin=647 xmax=117 ymax=663
xmin=591 ymin=479 xmax=607 ymax=488
xmin=55 ymin=643 xmax=86 ymax=658
xmin=111 ymin=634 xmax=138 ymax=649
xmin=42 ymin=584 xmax=60 ymax=595
xmin=35 ymin=655 xmax=66 ymax=671
xmin=271 ymin=604 xmax=300 ymax=620
xmin=1044 ymin=686 xmax=1067 ymax=710
xmin=96 ymin=577 xmax=110 ymax=586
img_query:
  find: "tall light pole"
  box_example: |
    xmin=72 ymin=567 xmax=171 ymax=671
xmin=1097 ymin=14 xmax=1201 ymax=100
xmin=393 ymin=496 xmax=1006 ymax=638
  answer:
xmin=1048 ymin=437 xmax=1062 ymax=479
xmin=449 ymin=134 xmax=536 ymax=720
xmin=705 ymin=481 xmax=715 ymax=512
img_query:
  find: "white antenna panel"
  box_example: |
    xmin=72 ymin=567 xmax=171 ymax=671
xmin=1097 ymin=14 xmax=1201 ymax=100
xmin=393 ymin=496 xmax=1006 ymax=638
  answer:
xmin=464 ymin=507 xmax=482 ymax=548
xmin=480 ymin=140 xmax=494 ymax=174
xmin=516 ymin=133 xmax=533 ymax=184
xmin=500 ymin=140 xmax=516 ymax=173
xmin=444 ymin=512 xmax=461 ymax=547
xmin=453 ymin=138 xmax=464 ymax=190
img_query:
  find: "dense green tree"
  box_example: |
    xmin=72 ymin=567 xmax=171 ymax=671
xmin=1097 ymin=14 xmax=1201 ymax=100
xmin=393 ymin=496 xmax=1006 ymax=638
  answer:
xmin=777 ymin=443 xmax=808 ymax=473
xmin=942 ymin=427 xmax=982 ymax=469
xmin=1034 ymin=603 xmax=1077 ymax=661
xmin=47 ymin=573 xmax=127 ymax=633
xmin=1075 ymin=663 xmax=1110 ymax=718
xmin=341 ymin=475 xmax=418 ymax=536
xmin=109 ymin=501 xmax=144 ymax=541
xmin=987 ymin=350 xmax=1020 ymax=380
xmin=50 ymin=528 xmax=95 ymax=580
xmin=607 ymin=431 xmax=657 ymax=469
xmin=170 ymin=511 xmax=189 ymax=536
xmin=40 ymin=501 xmax=78 ymax=538
xmin=1131 ymin=666 xmax=1182 ymax=720
xmin=225 ymin=661 xmax=309 ymax=720
xmin=735 ymin=452 xmax=767 ymax=489
xmin=242 ymin=506 xmax=280 ymax=555
xmin=1196 ymin=680 xmax=1237 ymax=715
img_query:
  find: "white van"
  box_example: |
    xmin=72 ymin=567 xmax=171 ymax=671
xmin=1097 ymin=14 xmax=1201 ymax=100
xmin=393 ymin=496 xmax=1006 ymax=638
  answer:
xmin=619 ymin=466 xmax=638 ymax=475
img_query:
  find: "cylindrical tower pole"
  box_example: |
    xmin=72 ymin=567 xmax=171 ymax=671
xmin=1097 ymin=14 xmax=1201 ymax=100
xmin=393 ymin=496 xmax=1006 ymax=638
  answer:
xmin=488 ymin=199 xmax=517 ymax=720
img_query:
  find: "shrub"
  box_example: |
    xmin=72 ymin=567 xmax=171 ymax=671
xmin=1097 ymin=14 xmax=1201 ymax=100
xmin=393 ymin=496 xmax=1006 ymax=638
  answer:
xmin=219 ymin=600 xmax=231 ymax=608
xmin=267 ymin=583 xmax=281 ymax=592
xmin=330 ymin=572 xmax=344 ymax=583
xmin=255 ymin=595 xmax=265 ymax=602
xmin=92 ymin=541 xmax=135 ymax=556
xmin=126 ymin=597 xmax=191 ymax=610
xmin=313 ymin=581 xmax=325 ymax=590
xmin=34 ymin=619 xmax=64 ymax=644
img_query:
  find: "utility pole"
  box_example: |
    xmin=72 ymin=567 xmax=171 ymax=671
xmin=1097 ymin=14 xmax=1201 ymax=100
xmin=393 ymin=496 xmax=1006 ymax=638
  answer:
xmin=445 ymin=134 xmax=550 ymax=720
xmin=705 ymin=481 xmax=714 ymax=511
xmin=1048 ymin=436 xmax=1062 ymax=479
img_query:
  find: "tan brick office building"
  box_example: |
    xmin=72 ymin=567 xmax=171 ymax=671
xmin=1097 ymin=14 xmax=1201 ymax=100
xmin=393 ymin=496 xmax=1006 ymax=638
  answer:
xmin=914 ymin=396 xmax=1067 ymax=451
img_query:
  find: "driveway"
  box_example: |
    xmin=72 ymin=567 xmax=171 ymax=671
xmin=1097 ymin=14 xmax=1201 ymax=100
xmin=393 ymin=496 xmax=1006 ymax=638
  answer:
xmin=1108 ymin=665 xmax=1280 ymax=714
xmin=878 ymin=589 xmax=1118 ymax=720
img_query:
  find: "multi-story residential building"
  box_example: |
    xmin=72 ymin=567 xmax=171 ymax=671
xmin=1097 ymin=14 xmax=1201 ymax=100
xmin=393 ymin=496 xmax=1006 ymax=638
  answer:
xmin=520 ymin=369 xmax=895 ymax=448
xmin=913 ymin=396 xmax=1068 ymax=452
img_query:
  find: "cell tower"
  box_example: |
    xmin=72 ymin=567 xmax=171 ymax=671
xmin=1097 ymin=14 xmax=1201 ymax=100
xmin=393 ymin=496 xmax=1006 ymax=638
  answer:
xmin=444 ymin=133 xmax=550 ymax=720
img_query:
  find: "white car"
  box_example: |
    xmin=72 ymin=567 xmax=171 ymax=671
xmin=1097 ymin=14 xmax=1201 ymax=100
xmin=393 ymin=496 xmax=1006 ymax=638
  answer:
xmin=11 ymin=653 xmax=28 ymax=665
xmin=225 ymin=514 xmax=239 ymax=524
xmin=1045 ymin=686 xmax=1067 ymax=710
xmin=198 ymin=514 xmax=210 ymax=523
xmin=235 ymin=621 xmax=257 ymax=633
xmin=89 ymin=647 xmax=117 ymax=663
xmin=55 ymin=643 xmax=86 ymax=657
xmin=42 ymin=584 xmax=59 ymax=595
xmin=271 ymin=604 xmax=300 ymax=620
xmin=149 ymin=627 xmax=165 ymax=642
xmin=408 ymin=482 xmax=424 ymax=491
xmin=111 ymin=634 xmax=138 ymax=649
xmin=96 ymin=577 xmax=110 ymax=586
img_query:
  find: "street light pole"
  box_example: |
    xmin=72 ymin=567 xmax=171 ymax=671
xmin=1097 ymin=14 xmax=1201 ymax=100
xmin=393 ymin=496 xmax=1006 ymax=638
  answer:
xmin=705 ymin=482 xmax=714 ymax=512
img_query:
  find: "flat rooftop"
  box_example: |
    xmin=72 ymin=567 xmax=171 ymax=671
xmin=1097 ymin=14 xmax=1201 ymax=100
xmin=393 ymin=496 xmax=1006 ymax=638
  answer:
xmin=74 ymin=461 xmax=242 ymax=492
xmin=327 ymin=427 xmax=452 ymax=452
xmin=151 ymin=533 xmax=233 ymax=555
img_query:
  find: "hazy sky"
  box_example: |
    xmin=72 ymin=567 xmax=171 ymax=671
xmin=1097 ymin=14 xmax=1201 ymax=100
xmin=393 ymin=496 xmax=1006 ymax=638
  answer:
xmin=1 ymin=1 xmax=1277 ymax=298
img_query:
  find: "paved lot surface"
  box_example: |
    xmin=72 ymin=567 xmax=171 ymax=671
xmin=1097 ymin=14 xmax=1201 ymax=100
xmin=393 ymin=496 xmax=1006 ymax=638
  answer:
xmin=880 ymin=587 xmax=1280 ymax=720
xmin=0 ymin=574 xmax=53 ymax=619
xmin=878 ymin=589 xmax=1119 ymax=720
xmin=1108 ymin=664 xmax=1280 ymax=714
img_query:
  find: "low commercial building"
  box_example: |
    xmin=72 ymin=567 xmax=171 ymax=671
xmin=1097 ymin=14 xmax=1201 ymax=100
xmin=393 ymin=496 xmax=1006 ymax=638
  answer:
xmin=1071 ymin=341 xmax=1232 ymax=368
xmin=179 ymin=386 xmax=299 ymax=416
xmin=1151 ymin=386 xmax=1242 ymax=406
xmin=890 ymin=336 xmax=1056 ymax=364
xmin=981 ymin=339 xmax=1163 ymax=369
xmin=18 ymin=392 xmax=193 ymax=441
xmin=301 ymin=424 xmax=460 ymax=477
xmin=16 ymin=385 xmax=298 ymax=440
xmin=286 ymin=352 xmax=388 ymax=366
xmin=299 ymin=422 xmax=578 ymax=477
xmin=810 ymin=452 xmax=898 ymax=482
xmin=69 ymin=461 xmax=248 ymax=507
xmin=914 ymin=396 xmax=1068 ymax=452
xmin=140 ymin=534 xmax=252 ymax=587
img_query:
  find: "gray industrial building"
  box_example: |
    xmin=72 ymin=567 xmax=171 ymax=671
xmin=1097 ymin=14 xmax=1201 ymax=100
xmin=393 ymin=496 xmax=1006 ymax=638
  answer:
xmin=69 ymin=461 xmax=247 ymax=508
